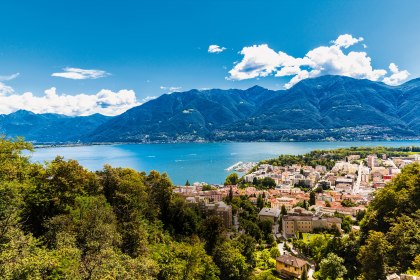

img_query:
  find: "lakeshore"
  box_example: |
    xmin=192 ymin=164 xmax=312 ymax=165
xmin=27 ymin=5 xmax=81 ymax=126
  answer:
xmin=30 ymin=140 xmax=420 ymax=185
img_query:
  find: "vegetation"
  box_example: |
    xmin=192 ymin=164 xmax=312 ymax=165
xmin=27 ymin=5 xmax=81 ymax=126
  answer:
xmin=0 ymin=138 xmax=259 ymax=280
xmin=0 ymin=138 xmax=419 ymax=280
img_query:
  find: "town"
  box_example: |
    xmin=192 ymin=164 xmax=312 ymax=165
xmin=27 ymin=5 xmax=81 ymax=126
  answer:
xmin=174 ymin=149 xmax=420 ymax=279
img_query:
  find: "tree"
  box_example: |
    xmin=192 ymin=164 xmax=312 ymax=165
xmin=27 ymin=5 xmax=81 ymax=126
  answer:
xmin=200 ymin=216 xmax=225 ymax=254
xmin=309 ymin=191 xmax=316 ymax=206
xmin=260 ymin=177 xmax=276 ymax=189
xmin=234 ymin=234 xmax=257 ymax=268
xmin=225 ymin=173 xmax=239 ymax=185
xmin=358 ymin=231 xmax=389 ymax=280
xmin=385 ymin=214 xmax=420 ymax=272
xmin=257 ymin=194 xmax=264 ymax=209
xmin=258 ymin=219 xmax=274 ymax=243
xmin=281 ymin=205 xmax=287 ymax=215
xmin=229 ymin=186 xmax=233 ymax=203
xmin=269 ymin=246 xmax=280 ymax=259
xmin=213 ymin=241 xmax=249 ymax=280
xmin=147 ymin=171 xmax=173 ymax=227
xmin=98 ymin=165 xmax=150 ymax=256
xmin=317 ymin=253 xmax=347 ymax=280
xmin=252 ymin=177 xmax=258 ymax=186
xmin=259 ymin=249 xmax=272 ymax=270
xmin=185 ymin=180 xmax=190 ymax=186
xmin=301 ymin=265 xmax=308 ymax=280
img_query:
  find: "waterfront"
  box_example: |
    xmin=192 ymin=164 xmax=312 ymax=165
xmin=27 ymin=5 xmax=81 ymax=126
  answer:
xmin=30 ymin=141 xmax=420 ymax=185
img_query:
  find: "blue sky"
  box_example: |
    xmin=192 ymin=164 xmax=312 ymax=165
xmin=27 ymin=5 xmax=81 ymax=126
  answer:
xmin=0 ymin=0 xmax=419 ymax=115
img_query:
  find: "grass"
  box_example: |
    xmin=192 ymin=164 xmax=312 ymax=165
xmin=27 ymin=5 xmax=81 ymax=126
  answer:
xmin=301 ymin=232 xmax=332 ymax=243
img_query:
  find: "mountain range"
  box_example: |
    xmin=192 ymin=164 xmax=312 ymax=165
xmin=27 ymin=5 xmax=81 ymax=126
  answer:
xmin=1 ymin=75 xmax=419 ymax=143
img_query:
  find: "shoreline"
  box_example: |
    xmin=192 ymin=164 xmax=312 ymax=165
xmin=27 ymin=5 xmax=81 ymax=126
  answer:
xmin=33 ymin=138 xmax=420 ymax=149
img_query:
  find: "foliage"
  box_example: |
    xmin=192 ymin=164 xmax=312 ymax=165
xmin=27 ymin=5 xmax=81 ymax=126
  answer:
xmin=317 ymin=253 xmax=347 ymax=280
xmin=225 ymin=173 xmax=239 ymax=185
xmin=358 ymin=231 xmax=390 ymax=280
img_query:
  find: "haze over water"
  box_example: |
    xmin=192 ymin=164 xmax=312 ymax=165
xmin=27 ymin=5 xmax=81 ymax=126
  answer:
xmin=31 ymin=141 xmax=420 ymax=185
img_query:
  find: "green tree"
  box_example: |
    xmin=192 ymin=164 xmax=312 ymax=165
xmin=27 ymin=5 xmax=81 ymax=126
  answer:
xmin=147 ymin=171 xmax=173 ymax=227
xmin=301 ymin=265 xmax=308 ymax=280
xmin=98 ymin=165 xmax=150 ymax=256
xmin=309 ymin=191 xmax=316 ymax=206
xmin=225 ymin=173 xmax=239 ymax=185
xmin=386 ymin=213 xmax=420 ymax=272
xmin=234 ymin=234 xmax=257 ymax=268
xmin=229 ymin=186 xmax=233 ymax=203
xmin=185 ymin=179 xmax=190 ymax=186
xmin=269 ymin=246 xmax=280 ymax=259
xmin=213 ymin=241 xmax=249 ymax=280
xmin=317 ymin=253 xmax=347 ymax=280
xmin=257 ymin=194 xmax=264 ymax=209
xmin=259 ymin=177 xmax=276 ymax=189
xmin=200 ymin=215 xmax=225 ymax=254
xmin=358 ymin=231 xmax=389 ymax=280
xmin=281 ymin=205 xmax=287 ymax=215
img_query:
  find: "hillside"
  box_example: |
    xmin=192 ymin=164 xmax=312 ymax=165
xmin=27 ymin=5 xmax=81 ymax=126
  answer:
xmin=89 ymin=75 xmax=420 ymax=142
xmin=0 ymin=110 xmax=111 ymax=143
xmin=0 ymin=75 xmax=419 ymax=143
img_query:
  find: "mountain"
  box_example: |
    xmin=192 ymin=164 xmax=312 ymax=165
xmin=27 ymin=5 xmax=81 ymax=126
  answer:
xmin=1 ymin=75 xmax=419 ymax=143
xmin=0 ymin=110 xmax=111 ymax=143
xmin=89 ymin=75 xmax=420 ymax=142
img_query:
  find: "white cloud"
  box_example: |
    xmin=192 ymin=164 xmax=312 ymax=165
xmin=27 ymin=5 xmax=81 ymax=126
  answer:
xmin=160 ymin=86 xmax=182 ymax=93
xmin=52 ymin=67 xmax=110 ymax=80
xmin=0 ymin=72 xmax=20 ymax=81
xmin=332 ymin=34 xmax=364 ymax=48
xmin=0 ymin=82 xmax=15 ymax=95
xmin=141 ymin=96 xmax=157 ymax=103
xmin=227 ymin=34 xmax=410 ymax=88
xmin=0 ymin=84 xmax=141 ymax=116
xmin=383 ymin=63 xmax=410 ymax=86
xmin=208 ymin=45 xmax=227 ymax=54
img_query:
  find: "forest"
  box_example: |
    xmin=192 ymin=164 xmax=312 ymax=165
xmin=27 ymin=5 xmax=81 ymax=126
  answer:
xmin=0 ymin=137 xmax=419 ymax=279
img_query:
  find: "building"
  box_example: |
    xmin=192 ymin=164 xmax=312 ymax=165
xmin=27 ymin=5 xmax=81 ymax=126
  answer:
xmin=199 ymin=201 xmax=232 ymax=228
xmin=276 ymin=255 xmax=309 ymax=279
xmin=258 ymin=207 xmax=281 ymax=224
xmin=282 ymin=207 xmax=342 ymax=238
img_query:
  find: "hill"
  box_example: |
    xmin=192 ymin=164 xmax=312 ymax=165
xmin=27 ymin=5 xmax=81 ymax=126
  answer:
xmin=89 ymin=75 xmax=420 ymax=142
xmin=1 ymin=75 xmax=419 ymax=143
xmin=0 ymin=110 xmax=111 ymax=143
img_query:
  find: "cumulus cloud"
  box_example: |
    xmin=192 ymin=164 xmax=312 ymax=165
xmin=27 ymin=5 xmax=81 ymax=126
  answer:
xmin=52 ymin=67 xmax=110 ymax=80
xmin=0 ymin=72 xmax=20 ymax=81
xmin=332 ymin=34 xmax=364 ymax=48
xmin=383 ymin=63 xmax=410 ymax=86
xmin=160 ymin=86 xmax=182 ymax=93
xmin=227 ymin=34 xmax=410 ymax=88
xmin=0 ymin=84 xmax=141 ymax=116
xmin=0 ymin=82 xmax=15 ymax=95
xmin=208 ymin=45 xmax=227 ymax=53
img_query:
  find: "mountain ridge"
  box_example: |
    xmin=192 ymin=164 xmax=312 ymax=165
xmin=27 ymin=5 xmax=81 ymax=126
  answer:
xmin=1 ymin=75 xmax=419 ymax=143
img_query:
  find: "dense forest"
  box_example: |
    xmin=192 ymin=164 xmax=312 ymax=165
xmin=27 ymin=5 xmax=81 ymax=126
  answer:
xmin=0 ymin=138 xmax=419 ymax=279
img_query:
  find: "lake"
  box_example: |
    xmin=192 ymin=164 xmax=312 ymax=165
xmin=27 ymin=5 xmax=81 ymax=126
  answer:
xmin=30 ymin=141 xmax=420 ymax=185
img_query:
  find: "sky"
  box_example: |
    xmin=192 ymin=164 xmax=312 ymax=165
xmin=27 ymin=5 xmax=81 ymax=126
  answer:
xmin=1 ymin=0 xmax=419 ymax=116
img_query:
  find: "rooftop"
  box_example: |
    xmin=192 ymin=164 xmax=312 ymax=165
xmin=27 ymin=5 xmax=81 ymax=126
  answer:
xmin=276 ymin=255 xmax=308 ymax=268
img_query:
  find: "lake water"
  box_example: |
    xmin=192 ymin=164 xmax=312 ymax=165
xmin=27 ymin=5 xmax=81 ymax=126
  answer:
xmin=30 ymin=141 xmax=420 ymax=185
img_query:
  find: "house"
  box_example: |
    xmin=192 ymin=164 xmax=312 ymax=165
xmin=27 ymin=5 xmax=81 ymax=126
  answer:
xmin=197 ymin=200 xmax=232 ymax=228
xmin=282 ymin=207 xmax=342 ymax=238
xmin=259 ymin=208 xmax=281 ymax=223
xmin=276 ymin=255 xmax=309 ymax=279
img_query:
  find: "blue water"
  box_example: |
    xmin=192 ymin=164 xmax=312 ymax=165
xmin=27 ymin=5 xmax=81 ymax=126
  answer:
xmin=30 ymin=141 xmax=420 ymax=185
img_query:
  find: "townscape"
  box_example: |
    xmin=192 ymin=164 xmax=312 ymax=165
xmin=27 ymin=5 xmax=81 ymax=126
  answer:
xmin=175 ymin=147 xmax=420 ymax=279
